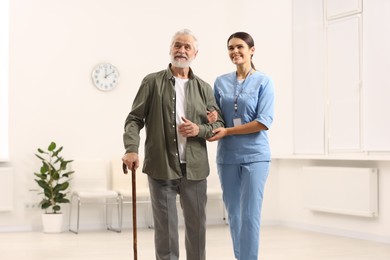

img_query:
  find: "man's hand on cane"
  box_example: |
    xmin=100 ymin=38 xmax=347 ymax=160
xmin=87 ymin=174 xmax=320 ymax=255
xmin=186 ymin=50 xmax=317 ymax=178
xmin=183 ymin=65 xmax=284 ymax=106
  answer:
xmin=122 ymin=152 xmax=139 ymax=173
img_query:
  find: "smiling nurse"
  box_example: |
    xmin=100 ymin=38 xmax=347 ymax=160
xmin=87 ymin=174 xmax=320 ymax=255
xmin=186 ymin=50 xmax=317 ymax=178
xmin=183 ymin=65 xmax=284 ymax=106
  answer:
xmin=208 ymin=32 xmax=275 ymax=260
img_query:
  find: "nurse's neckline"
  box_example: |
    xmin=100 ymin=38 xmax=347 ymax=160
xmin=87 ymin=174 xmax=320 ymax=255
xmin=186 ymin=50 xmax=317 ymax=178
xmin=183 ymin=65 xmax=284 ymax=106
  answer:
xmin=236 ymin=67 xmax=253 ymax=80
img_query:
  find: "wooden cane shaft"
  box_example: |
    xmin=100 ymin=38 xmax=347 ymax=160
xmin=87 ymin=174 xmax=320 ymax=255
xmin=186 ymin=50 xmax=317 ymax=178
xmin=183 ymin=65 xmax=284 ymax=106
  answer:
xmin=132 ymin=168 xmax=138 ymax=260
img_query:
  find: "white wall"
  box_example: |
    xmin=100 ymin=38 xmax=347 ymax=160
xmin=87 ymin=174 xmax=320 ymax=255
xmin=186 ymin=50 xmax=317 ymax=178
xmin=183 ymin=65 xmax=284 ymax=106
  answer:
xmin=3 ymin=0 xmax=388 ymax=245
xmin=0 ymin=0 xmax=293 ymax=231
xmin=269 ymin=159 xmax=390 ymax=243
xmin=268 ymin=0 xmax=390 ymax=243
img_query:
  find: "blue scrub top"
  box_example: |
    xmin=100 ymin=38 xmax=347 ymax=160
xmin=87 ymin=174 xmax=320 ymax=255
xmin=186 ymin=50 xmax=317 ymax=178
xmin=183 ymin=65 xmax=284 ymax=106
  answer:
xmin=214 ymin=70 xmax=275 ymax=164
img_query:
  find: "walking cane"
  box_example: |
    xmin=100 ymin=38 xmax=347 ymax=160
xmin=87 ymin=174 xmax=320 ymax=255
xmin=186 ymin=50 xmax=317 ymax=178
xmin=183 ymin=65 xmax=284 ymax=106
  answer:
xmin=123 ymin=163 xmax=138 ymax=260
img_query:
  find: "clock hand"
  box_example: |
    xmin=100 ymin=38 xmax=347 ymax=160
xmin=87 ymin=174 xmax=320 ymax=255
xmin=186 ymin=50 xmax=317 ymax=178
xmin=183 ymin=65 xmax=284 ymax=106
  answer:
xmin=105 ymin=71 xmax=115 ymax=79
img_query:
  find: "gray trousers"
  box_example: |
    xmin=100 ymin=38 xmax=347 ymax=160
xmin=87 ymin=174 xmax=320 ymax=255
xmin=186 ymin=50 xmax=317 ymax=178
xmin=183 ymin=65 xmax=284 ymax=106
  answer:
xmin=148 ymin=168 xmax=207 ymax=260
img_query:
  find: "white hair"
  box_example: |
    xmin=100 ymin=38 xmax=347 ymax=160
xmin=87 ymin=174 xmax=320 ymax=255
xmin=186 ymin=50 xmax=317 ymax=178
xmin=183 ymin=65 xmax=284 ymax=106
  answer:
xmin=170 ymin=29 xmax=199 ymax=52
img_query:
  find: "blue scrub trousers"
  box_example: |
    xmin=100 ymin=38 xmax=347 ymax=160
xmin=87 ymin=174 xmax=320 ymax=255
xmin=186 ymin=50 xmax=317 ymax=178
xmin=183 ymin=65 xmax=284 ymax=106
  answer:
xmin=218 ymin=161 xmax=270 ymax=260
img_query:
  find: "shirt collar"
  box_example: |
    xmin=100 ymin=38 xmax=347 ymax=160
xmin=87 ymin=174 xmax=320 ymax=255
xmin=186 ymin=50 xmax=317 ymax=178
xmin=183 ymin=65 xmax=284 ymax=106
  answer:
xmin=167 ymin=64 xmax=194 ymax=80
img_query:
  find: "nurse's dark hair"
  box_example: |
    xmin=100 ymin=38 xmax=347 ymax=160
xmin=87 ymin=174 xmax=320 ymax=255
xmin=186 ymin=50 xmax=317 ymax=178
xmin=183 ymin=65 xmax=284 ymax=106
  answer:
xmin=227 ymin=32 xmax=256 ymax=70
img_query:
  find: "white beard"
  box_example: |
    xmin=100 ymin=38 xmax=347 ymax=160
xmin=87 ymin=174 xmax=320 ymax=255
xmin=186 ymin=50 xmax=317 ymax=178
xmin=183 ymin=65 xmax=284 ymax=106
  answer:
xmin=171 ymin=57 xmax=194 ymax=68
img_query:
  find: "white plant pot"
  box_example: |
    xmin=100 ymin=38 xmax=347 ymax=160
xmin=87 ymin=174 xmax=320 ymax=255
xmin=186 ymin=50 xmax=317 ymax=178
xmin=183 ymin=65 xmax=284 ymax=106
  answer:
xmin=41 ymin=213 xmax=64 ymax=233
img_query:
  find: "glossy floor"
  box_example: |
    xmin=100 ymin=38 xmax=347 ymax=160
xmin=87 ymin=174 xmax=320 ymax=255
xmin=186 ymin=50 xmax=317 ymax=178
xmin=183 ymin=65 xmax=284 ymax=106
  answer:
xmin=0 ymin=225 xmax=389 ymax=260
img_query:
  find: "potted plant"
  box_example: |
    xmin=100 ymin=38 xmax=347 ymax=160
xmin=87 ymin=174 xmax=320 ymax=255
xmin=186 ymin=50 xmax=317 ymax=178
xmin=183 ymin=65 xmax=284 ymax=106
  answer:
xmin=34 ymin=141 xmax=73 ymax=233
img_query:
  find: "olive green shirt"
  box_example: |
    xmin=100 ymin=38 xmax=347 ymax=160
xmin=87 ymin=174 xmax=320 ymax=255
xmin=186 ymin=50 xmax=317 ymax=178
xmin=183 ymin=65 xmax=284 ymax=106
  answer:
xmin=123 ymin=65 xmax=224 ymax=180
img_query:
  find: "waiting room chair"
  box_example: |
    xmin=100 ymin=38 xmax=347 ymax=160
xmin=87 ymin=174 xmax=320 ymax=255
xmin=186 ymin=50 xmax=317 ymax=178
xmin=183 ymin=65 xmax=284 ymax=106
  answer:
xmin=110 ymin=158 xmax=152 ymax=229
xmin=68 ymin=159 xmax=121 ymax=234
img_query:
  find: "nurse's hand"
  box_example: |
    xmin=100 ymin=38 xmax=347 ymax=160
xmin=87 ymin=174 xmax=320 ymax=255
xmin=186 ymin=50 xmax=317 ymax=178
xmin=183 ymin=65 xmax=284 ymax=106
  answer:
xmin=207 ymin=127 xmax=227 ymax=142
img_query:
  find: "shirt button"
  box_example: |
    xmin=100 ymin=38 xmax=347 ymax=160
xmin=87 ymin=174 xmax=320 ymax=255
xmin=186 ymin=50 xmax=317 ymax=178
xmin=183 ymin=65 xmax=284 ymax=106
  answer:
xmin=172 ymin=125 xmax=175 ymax=127
xmin=173 ymin=139 xmax=176 ymax=142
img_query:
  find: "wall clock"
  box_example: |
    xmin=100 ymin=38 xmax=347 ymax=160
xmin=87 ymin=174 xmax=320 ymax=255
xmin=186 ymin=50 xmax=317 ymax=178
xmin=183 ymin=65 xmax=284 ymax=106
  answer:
xmin=91 ymin=63 xmax=120 ymax=91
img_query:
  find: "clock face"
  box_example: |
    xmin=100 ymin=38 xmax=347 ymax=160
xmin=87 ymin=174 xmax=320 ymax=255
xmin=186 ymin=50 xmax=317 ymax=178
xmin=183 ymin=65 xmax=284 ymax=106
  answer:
xmin=92 ymin=63 xmax=119 ymax=91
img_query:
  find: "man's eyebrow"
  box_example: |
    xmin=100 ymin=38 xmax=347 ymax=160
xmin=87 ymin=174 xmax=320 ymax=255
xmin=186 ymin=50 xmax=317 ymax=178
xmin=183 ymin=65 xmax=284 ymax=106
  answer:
xmin=174 ymin=42 xmax=193 ymax=48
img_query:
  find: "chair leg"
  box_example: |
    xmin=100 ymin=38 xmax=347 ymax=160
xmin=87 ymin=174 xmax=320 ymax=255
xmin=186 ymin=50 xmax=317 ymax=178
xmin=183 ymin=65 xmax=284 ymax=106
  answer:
xmin=147 ymin=201 xmax=154 ymax=229
xmin=117 ymin=197 xmax=122 ymax=231
xmin=119 ymin=196 xmax=123 ymax=231
xmin=69 ymin=195 xmax=80 ymax=234
xmin=69 ymin=195 xmax=121 ymax=233
xmin=106 ymin=197 xmax=121 ymax=233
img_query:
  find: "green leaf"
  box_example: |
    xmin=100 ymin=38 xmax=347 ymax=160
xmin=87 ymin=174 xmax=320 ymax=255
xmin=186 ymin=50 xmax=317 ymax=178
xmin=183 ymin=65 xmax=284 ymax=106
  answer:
xmin=54 ymin=146 xmax=63 ymax=156
xmin=54 ymin=182 xmax=69 ymax=193
xmin=53 ymin=156 xmax=61 ymax=164
xmin=40 ymin=164 xmax=49 ymax=174
xmin=34 ymin=173 xmax=46 ymax=179
xmin=41 ymin=201 xmax=52 ymax=209
xmin=35 ymin=154 xmax=45 ymax=161
xmin=57 ymin=198 xmax=70 ymax=204
xmin=48 ymin=142 xmax=56 ymax=151
xmin=34 ymin=142 xmax=72 ymax=212
xmin=44 ymin=190 xmax=52 ymax=198
xmin=53 ymin=205 xmax=61 ymax=212
xmin=62 ymin=170 xmax=74 ymax=178
xmin=36 ymin=180 xmax=50 ymax=190
xmin=52 ymin=172 xmax=60 ymax=181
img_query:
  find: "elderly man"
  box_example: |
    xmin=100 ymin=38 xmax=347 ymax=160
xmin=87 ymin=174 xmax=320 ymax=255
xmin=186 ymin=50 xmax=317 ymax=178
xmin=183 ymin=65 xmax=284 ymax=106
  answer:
xmin=122 ymin=29 xmax=224 ymax=260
